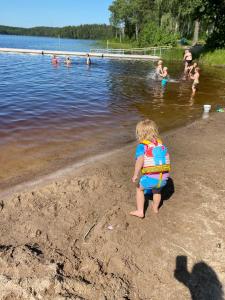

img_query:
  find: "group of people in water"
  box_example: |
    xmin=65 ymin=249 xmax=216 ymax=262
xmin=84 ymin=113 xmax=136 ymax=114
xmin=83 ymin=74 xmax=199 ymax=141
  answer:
xmin=155 ymin=48 xmax=200 ymax=96
xmin=51 ymin=53 xmax=92 ymax=66
xmin=51 ymin=48 xmax=199 ymax=96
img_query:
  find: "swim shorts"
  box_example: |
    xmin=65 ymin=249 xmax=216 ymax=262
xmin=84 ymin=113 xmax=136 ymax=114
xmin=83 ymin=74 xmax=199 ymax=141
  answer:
xmin=161 ymin=78 xmax=168 ymax=87
xmin=139 ymin=175 xmax=167 ymax=193
xmin=192 ymin=82 xmax=199 ymax=89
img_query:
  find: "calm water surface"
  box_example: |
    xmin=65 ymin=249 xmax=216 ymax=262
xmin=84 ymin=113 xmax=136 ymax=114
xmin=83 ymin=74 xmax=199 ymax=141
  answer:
xmin=0 ymin=34 xmax=96 ymax=51
xmin=0 ymin=36 xmax=225 ymax=190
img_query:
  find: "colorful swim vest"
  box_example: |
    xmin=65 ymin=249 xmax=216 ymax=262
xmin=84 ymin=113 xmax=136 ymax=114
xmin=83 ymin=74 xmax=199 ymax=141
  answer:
xmin=141 ymin=139 xmax=170 ymax=175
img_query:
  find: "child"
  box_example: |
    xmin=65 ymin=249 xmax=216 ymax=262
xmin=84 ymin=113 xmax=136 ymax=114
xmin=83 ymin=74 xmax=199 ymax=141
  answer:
xmin=155 ymin=60 xmax=163 ymax=78
xmin=130 ymin=119 xmax=170 ymax=218
xmin=187 ymin=62 xmax=198 ymax=76
xmin=190 ymin=67 xmax=200 ymax=96
xmin=161 ymin=67 xmax=169 ymax=87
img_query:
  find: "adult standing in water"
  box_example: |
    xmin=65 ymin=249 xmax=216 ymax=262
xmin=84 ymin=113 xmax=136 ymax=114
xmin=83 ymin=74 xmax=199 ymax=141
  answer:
xmin=183 ymin=49 xmax=192 ymax=73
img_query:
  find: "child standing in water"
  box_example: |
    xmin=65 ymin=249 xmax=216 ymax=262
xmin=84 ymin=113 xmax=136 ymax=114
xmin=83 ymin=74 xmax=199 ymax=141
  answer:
xmin=130 ymin=119 xmax=170 ymax=218
xmin=187 ymin=62 xmax=198 ymax=76
xmin=155 ymin=60 xmax=163 ymax=78
xmin=190 ymin=67 xmax=200 ymax=96
xmin=161 ymin=67 xmax=169 ymax=87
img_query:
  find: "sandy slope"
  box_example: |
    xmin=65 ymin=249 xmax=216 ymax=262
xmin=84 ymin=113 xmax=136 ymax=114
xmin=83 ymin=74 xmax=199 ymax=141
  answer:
xmin=0 ymin=113 xmax=224 ymax=300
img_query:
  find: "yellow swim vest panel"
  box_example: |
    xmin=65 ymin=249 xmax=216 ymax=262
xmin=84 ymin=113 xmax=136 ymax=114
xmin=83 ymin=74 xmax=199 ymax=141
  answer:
xmin=142 ymin=164 xmax=171 ymax=174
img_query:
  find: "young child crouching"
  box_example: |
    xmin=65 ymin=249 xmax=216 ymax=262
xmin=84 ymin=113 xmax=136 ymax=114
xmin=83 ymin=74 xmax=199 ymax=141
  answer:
xmin=130 ymin=119 xmax=171 ymax=218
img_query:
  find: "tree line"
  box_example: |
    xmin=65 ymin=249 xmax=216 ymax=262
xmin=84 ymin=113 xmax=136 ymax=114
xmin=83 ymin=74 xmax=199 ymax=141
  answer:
xmin=1 ymin=0 xmax=224 ymax=49
xmin=0 ymin=24 xmax=114 ymax=40
xmin=109 ymin=0 xmax=225 ymax=48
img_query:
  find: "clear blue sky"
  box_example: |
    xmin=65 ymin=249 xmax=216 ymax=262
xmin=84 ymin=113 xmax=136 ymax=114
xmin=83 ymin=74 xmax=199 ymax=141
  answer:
xmin=0 ymin=0 xmax=113 ymax=28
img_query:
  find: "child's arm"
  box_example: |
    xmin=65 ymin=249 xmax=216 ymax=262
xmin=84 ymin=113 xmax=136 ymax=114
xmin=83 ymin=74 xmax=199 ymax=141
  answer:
xmin=132 ymin=155 xmax=144 ymax=183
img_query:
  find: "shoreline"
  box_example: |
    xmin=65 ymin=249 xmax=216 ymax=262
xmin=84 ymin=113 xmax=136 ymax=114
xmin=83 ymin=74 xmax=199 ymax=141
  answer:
xmin=0 ymin=113 xmax=208 ymax=201
xmin=0 ymin=113 xmax=224 ymax=299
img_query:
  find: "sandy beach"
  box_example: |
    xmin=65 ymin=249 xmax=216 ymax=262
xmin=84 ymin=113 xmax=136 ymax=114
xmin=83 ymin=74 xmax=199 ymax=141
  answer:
xmin=0 ymin=113 xmax=224 ymax=300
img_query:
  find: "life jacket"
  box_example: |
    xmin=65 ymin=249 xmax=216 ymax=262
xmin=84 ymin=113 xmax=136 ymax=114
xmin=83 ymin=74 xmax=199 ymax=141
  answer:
xmin=141 ymin=139 xmax=170 ymax=175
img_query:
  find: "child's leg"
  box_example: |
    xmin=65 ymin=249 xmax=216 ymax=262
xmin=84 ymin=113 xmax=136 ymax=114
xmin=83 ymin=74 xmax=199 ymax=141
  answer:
xmin=130 ymin=186 xmax=145 ymax=218
xmin=152 ymin=193 xmax=161 ymax=214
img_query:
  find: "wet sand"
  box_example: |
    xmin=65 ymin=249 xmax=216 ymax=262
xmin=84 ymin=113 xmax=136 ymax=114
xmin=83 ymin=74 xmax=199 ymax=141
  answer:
xmin=0 ymin=113 xmax=224 ymax=299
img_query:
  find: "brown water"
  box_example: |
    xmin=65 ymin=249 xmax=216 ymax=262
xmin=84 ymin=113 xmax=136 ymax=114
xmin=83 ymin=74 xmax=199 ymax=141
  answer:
xmin=0 ymin=53 xmax=225 ymax=191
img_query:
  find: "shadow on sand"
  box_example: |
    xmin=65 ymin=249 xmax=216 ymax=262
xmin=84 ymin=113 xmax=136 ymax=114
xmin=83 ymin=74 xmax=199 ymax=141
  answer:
xmin=174 ymin=256 xmax=224 ymax=300
xmin=144 ymin=177 xmax=175 ymax=213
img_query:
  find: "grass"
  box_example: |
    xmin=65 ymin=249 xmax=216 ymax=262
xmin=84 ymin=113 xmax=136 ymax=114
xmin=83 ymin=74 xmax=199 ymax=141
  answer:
xmin=96 ymin=39 xmax=225 ymax=66
xmin=199 ymin=49 xmax=225 ymax=66
xmin=96 ymin=39 xmax=136 ymax=49
xmin=161 ymin=47 xmax=184 ymax=61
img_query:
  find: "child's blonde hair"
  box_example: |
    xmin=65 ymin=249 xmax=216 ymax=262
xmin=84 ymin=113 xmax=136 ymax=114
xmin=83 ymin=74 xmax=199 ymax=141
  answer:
xmin=136 ymin=119 xmax=160 ymax=142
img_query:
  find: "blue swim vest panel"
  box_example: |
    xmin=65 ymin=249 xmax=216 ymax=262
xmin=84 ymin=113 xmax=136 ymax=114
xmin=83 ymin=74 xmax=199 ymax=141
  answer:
xmin=135 ymin=144 xmax=145 ymax=159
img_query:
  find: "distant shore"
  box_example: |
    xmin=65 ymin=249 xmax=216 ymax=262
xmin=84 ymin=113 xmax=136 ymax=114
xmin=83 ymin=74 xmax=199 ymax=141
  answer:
xmin=0 ymin=113 xmax=224 ymax=299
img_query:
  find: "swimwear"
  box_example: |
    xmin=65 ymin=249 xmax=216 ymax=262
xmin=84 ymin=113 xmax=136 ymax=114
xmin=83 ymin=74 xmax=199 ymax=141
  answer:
xmin=192 ymin=82 xmax=199 ymax=89
xmin=162 ymin=78 xmax=168 ymax=86
xmin=136 ymin=143 xmax=169 ymax=192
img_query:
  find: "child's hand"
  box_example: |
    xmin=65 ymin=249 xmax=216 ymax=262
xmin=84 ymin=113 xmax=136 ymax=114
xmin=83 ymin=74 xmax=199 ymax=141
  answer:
xmin=132 ymin=175 xmax=138 ymax=183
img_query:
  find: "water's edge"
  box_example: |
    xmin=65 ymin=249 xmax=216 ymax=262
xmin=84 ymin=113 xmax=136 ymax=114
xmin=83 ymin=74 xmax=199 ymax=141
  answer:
xmin=0 ymin=114 xmax=211 ymax=201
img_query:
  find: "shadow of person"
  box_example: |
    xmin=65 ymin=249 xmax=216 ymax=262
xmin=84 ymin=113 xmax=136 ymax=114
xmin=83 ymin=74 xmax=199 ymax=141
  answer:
xmin=174 ymin=256 xmax=224 ymax=300
xmin=144 ymin=177 xmax=175 ymax=213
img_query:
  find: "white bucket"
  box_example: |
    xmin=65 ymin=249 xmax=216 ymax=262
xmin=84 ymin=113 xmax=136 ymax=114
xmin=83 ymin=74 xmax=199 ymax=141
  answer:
xmin=203 ymin=104 xmax=211 ymax=113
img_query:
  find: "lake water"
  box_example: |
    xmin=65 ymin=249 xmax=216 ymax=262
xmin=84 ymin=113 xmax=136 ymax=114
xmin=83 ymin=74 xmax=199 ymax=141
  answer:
xmin=0 ymin=34 xmax=96 ymax=51
xmin=0 ymin=35 xmax=225 ymax=190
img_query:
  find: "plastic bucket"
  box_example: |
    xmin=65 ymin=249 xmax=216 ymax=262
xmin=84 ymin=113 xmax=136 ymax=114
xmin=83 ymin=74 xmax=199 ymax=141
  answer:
xmin=203 ymin=105 xmax=211 ymax=113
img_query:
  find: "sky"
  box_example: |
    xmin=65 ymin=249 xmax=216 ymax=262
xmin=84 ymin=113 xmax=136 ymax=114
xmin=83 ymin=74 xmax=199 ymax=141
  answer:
xmin=0 ymin=0 xmax=113 ymax=28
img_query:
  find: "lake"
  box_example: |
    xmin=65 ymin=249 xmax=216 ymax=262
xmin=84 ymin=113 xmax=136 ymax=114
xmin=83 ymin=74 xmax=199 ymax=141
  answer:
xmin=0 ymin=35 xmax=225 ymax=190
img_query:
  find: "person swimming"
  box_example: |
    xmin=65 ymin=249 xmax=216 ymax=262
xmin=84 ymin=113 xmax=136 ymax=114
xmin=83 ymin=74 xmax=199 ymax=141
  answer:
xmin=86 ymin=54 xmax=91 ymax=65
xmin=64 ymin=56 xmax=72 ymax=66
xmin=51 ymin=55 xmax=59 ymax=65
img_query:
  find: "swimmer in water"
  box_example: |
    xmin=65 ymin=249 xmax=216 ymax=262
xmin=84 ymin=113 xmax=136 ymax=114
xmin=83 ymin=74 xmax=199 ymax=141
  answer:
xmin=161 ymin=67 xmax=169 ymax=87
xmin=86 ymin=54 xmax=91 ymax=65
xmin=51 ymin=55 xmax=59 ymax=65
xmin=64 ymin=56 xmax=72 ymax=66
xmin=155 ymin=60 xmax=163 ymax=78
xmin=190 ymin=67 xmax=200 ymax=96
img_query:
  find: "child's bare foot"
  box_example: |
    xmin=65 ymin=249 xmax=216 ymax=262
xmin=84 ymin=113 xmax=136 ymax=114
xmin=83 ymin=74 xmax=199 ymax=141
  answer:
xmin=130 ymin=210 xmax=144 ymax=218
xmin=151 ymin=204 xmax=159 ymax=214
